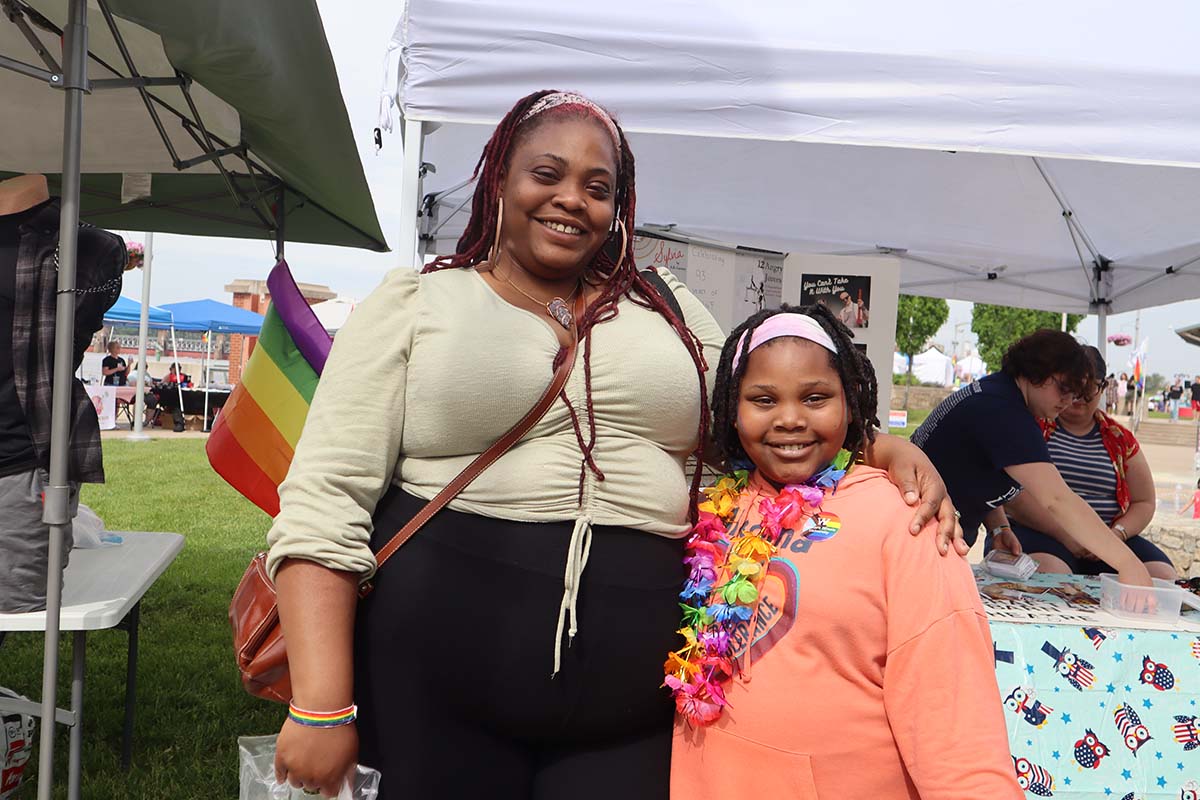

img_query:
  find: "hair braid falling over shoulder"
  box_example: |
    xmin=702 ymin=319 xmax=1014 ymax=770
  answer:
xmin=711 ymin=304 xmax=878 ymax=472
xmin=423 ymin=90 xmax=712 ymax=521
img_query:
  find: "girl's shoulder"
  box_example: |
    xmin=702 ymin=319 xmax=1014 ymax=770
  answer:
xmin=824 ymin=466 xmax=922 ymax=538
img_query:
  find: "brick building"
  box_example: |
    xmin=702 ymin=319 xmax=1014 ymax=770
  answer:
xmin=224 ymin=278 xmax=335 ymax=382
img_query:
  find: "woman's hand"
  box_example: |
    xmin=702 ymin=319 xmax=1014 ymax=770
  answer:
xmin=992 ymin=528 xmax=1023 ymax=556
xmin=275 ymin=719 xmax=358 ymax=798
xmin=867 ymin=434 xmax=967 ymax=556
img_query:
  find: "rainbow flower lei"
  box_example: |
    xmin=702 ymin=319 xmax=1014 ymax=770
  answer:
xmin=664 ymin=449 xmax=852 ymax=726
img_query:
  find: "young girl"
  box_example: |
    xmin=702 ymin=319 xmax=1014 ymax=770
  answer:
xmin=1180 ymin=478 xmax=1200 ymax=520
xmin=666 ymin=306 xmax=1021 ymax=799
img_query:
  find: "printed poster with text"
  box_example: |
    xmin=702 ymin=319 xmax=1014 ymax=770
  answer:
xmin=782 ymin=255 xmax=900 ymax=414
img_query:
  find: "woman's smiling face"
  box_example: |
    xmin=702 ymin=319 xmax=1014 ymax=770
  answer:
xmin=496 ymin=115 xmax=619 ymax=281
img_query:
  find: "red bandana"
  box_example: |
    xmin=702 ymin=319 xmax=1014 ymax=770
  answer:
xmin=1038 ymin=411 xmax=1140 ymax=513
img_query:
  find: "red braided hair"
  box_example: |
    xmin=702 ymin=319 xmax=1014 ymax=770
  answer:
xmin=425 ymin=90 xmax=710 ymax=522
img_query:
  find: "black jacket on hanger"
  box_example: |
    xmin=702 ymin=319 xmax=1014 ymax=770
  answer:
xmin=2 ymin=199 xmax=125 ymax=483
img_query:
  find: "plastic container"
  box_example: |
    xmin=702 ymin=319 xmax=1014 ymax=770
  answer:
xmin=1098 ymin=574 xmax=1200 ymax=621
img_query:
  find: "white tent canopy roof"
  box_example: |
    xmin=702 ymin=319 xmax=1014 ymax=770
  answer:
xmin=386 ymin=0 xmax=1200 ymax=315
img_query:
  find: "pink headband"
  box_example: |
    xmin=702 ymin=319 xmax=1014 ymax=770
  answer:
xmin=731 ymin=313 xmax=839 ymax=373
xmin=519 ymin=92 xmax=621 ymax=149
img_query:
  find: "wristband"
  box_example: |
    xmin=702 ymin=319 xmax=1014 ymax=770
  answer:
xmin=989 ymin=525 xmax=1012 ymax=538
xmin=287 ymin=702 xmax=357 ymax=728
xmin=1112 ymin=523 xmax=1129 ymax=541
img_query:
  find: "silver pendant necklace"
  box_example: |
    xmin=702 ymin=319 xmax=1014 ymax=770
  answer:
xmin=496 ymin=267 xmax=580 ymax=329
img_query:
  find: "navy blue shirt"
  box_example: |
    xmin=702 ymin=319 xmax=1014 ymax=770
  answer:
xmin=911 ymin=372 xmax=1051 ymax=545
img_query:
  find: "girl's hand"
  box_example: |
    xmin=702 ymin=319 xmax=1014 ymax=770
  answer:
xmin=275 ymin=719 xmax=358 ymax=798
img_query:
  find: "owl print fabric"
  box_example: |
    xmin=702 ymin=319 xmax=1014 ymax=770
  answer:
xmin=988 ymin=572 xmax=1200 ymax=798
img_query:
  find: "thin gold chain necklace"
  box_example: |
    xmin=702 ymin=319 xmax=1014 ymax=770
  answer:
xmin=495 ymin=266 xmax=581 ymax=329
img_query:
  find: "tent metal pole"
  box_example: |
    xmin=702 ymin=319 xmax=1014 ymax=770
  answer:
xmin=397 ymin=117 xmax=425 ymax=267
xmin=203 ymin=331 xmax=211 ymax=431
xmin=130 ymin=231 xmax=154 ymax=439
xmin=275 ymin=184 xmax=286 ymax=259
xmin=94 ymin=0 xmax=181 ymax=165
xmin=1097 ymin=305 xmax=1108 ymax=352
xmin=38 ymin=2 xmax=88 ymax=798
xmin=170 ymin=325 xmax=183 ymax=413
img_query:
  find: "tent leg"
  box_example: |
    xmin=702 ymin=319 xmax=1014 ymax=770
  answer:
xmin=39 ymin=2 xmax=88 ymax=798
xmin=1097 ymin=305 xmax=1108 ymax=358
xmin=203 ymin=333 xmax=211 ymax=431
xmin=130 ymin=231 xmax=154 ymax=439
xmin=170 ymin=326 xmax=184 ymax=428
xmin=397 ymin=117 xmax=425 ymax=268
xmin=274 ymin=184 xmax=285 ymax=259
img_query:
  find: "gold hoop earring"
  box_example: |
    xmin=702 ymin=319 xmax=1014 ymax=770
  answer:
xmin=612 ymin=218 xmax=627 ymax=270
xmin=489 ymin=197 xmax=504 ymax=266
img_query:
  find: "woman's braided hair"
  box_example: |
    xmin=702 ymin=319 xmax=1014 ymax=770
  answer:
xmin=424 ymin=90 xmax=711 ymax=520
xmin=711 ymin=304 xmax=879 ymax=472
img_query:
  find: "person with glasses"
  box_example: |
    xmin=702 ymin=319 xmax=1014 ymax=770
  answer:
xmin=1000 ymin=347 xmax=1175 ymax=579
xmin=914 ymin=330 xmax=1153 ymax=587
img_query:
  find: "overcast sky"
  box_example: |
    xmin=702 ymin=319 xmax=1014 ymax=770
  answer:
xmin=116 ymin=0 xmax=1200 ymax=381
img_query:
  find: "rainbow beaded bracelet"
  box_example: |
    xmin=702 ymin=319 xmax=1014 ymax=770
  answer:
xmin=287 ymin=702 xmax=357 ymax=729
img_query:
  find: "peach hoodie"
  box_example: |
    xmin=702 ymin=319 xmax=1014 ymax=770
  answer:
xmin=671 ymin=467 xmax=1022 ymax=800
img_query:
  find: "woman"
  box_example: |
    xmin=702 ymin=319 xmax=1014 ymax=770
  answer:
xmin=1115 ymin=372 xmax=1129 ymax=415
xmin=1103 ymin=372 xmax=1118 ymax=414
xmin=913 ymin=329 xmax=1153 ymax=588
xmin=1168 ymin=378 xmax=1184 ymax=421
xmin=1004 ymin=347 xmax=1175 ymax=579
xmin=267 ymin=90 xmax=962 ymax=799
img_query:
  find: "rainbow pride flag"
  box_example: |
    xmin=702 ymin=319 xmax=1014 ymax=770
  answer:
xmin=206 ymin=260 xmax=332 ymax=515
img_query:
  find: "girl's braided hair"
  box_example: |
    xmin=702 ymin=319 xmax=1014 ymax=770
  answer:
xmin=711 ymin=303 xmax=879 ymax=471
xmin=424 ymin=89 xmax=711 ymax=519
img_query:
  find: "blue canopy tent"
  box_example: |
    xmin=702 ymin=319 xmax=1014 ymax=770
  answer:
xmin=102 ymin=295 xmax=174 ymax=328
xmin=158 ymin=299 xmax=265 ymax=429
xmin=159 ymin=299 xmax=265 ymax=334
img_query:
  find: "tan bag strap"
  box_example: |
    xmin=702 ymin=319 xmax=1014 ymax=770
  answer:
xmin=368 ymin=293 xmax=583 ymax=581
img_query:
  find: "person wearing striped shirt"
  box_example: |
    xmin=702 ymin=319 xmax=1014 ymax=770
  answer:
xmin=1002 ymin=346 xmax=1176 ymax=579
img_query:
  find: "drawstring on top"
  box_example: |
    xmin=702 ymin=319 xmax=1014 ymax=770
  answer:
xmin=552 ymin=514 xmax=594 ymax=677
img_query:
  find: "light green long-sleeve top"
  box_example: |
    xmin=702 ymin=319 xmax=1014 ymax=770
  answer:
xmin=266 ymin=266 xmax=724 ymax=580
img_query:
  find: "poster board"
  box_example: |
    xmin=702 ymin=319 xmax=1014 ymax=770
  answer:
xmin=633 ymin=234 xmax=785 ymax=334
xmin=781 ymin=254 xmax=901 ymax=416
xmin=632 ymin=235 xmax=687 ymax=285
xmin=85 ymin=385 xmax=116 ymax=431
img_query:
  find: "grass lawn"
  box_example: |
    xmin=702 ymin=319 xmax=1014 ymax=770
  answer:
xmin=2 ymin=439 xmax=280 ymax=799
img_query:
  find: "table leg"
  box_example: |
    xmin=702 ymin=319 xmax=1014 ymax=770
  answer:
xmin=121 ymin=602 xmax=140 ymax=770
xmin=68 ymin=631 xmax=85 ymax=800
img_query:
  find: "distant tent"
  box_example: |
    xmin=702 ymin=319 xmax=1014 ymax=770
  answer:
xmin=102 ymin=296 xmax=174 ymax=328
xmin=158 ymin=299 xmax=267 ymax=429
xmin=893 ymin=348 xmax=954 ymax=387
xmin=309 ymin=296 xmax=357 ymax=333
xmin=159 ymin=299 xmax=265 ymax=335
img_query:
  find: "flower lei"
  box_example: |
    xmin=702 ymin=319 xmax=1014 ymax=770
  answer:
xmin=664 ymin=450 xmax=852 ymax=726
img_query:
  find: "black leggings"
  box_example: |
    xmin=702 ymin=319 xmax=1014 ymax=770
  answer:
xmin=354 ymin=491 xmax=686 ymax=799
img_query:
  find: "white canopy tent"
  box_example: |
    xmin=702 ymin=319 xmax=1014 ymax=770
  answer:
xmin=381 ymin=0 xmax=1200 ymax=346
xmin=894 ymin=348 xmax=955 ymax=388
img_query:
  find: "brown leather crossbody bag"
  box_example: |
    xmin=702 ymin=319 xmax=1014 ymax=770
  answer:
xmin=229 ymin=300 xmax=581 ymax=703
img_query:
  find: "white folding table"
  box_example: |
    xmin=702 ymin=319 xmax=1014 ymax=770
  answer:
xmin=0 ymin=531 xmax=184 ymax=800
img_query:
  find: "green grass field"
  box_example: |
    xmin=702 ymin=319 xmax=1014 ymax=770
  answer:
xmin=2 ymin=439 xmax=280 ymax=799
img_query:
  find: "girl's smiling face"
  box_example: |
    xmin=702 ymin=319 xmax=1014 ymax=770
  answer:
xmin=735 ymin=337 xmax=849 ymax=485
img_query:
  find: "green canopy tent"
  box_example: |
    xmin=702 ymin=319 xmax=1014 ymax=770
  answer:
xmin=0 ymin=2 xmax=386 ymax=797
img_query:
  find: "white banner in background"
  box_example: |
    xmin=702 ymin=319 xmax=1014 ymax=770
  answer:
xmin=85 ymin=385 xmax=117 ymax=431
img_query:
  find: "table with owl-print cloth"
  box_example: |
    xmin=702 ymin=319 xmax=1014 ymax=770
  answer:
xmin=977 ymin=569 xmax=1200 ymax=799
